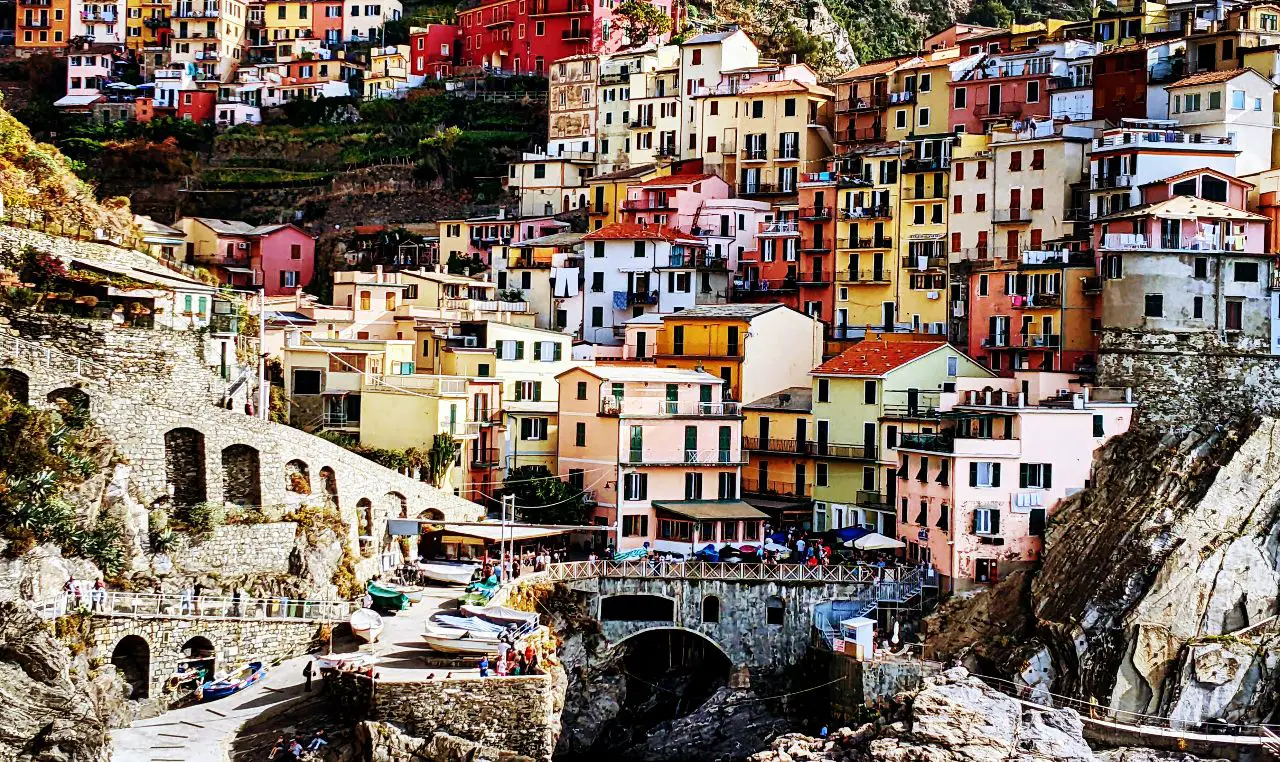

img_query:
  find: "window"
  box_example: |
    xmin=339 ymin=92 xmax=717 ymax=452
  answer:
xmin=918 ymin=107 xmax=930 ymax=127
xmin=1232 ymin=89 xmax=1246 ymax=109
xmin=574 ymin=422 xmax=586 ymax=447
xmin=622 ymin=514 xmax=648 ymax=536
xmin=968 ymin=461 xmax=1001 ymax=488
xmin=1009 ymin=151 xmax=1022 ymax=172
xmin=895 ymin=109 xmax=907 ymax=128
xmin=519 ymin=416 xmax=548 ymax=440
xmin=765 ymin=596 xmax=784 ymax=625
xmin=1093 ymin=414 xmax=1105 ymax=437
xmin=817 ymin=378 xmax=829 ymax=403
xmin=1194 ymin=257 xmax=1208 ymax=279
xmin=1019 ymin=463 xmax=1053 ymax=489
xmin=1144 ymin=293 xmax=1163 ymax=318
xmin=623 ymin=473 xmax=648 ymax=501
xmin=976 ymin=194 xmax=987 ymax=213
xmin=816 ymin=462 xmax=828 ymax=487
xmin=863 ymin=380 xmax=876 ymax=404
xmin=702 ymin=596 xmax=720 ymax=623
xmin=515 ymin=381 xmax=542 ymax=402
xmin=947 ymin=356 xmax=958 ymax=376
xmin=1226 ymin=299 xmax=1244 ymax=331
xmin=920 ymin=73 xmax=931 ymax=92
xmin=684 ymin=472 xmax=703 ymax=499
xmin=1209 ymin=90 xmax=1221 ymax=110
xmin=691 ymin=49 xmax=701 ymax=65
xmin=576 ymin=381 xmax=588 ymax=400
xmin=1031 ymin=149 xmax=1044 ymax=170
xmin=1027 ymin=80 xmax=1040 ymax=103
xmin=784 ymin=97 xmax=796 ymax=117
xmin=954 ymin=87 xmax=966 ymax=108
xmin=1234 ymin=262 xmax=1259 ymax=282
xmin=717 ymin=472 xmax=737 ymax=499
xmin=720 ymin=520 xmax=738 ymax=541
xmin=292 ymin=368 xmax=322 ymax=395
xmin=1193 ymin=295 xmax=1204 ymax=319
xmin=1031 ymin=188 xmax=1043 ymax=210
xmin=972 ymin=508 xmax=1000 ymax=535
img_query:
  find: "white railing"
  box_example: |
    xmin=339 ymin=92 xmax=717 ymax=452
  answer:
xmin=369 ymin=374 xmax=468 ymax=395
xmin=625 ymin=447 xmax=740 ymax=465
xmin=34 ymin=590 xmax=354 ymax=622
xmin=546 ymin=559 xmax=926 ymax=586
xmin=600 ymin=396 xmax=741 ymax=417
xmin=443 ymin=299 xmax=529 ymax=313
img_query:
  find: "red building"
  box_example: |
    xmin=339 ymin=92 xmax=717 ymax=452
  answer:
xmin=176 ymin=90 xmax=216 ymax=124
xmin=409 ymin=23 xmax=462 ymax=78
xmin=1091 ymin=40 xmax=1185 ymax=124
xmin=948 ymin=49 xmax=1054 ymax=134
xmin=454 ymin=0 xmax=676 ymax=76
xmin=795 ymin=178 xmax=835 ymax=326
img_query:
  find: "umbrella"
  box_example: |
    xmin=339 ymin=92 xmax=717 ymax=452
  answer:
xmin=763 ymin=541 xmax=788 ymax=553
xmin=767 ymin=532 xmax=787 ymax=544
xmin=848 ymin=532 xmax=906 ymax=551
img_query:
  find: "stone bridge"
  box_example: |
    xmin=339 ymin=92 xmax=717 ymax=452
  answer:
xmin=0 ymin=318 xmax=484 ymax=579
xmin=539 ymin=561 xmax=929 ymax=673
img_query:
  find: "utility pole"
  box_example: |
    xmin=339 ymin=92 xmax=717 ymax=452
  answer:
xmin=501 ymin=493 xmax=516 ymax=573
xmin=257 ymin=287 xmax=268 ymax=420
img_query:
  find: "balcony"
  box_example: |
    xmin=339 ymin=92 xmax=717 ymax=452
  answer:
xmin=758 ymin=220 xmax=799 ymax=236
xmin=882 ymin=391 xmax=942 ymax=418
xmin=509 ymin=252 xmax=553 ymax=269
xmin=1101 ymin=233 xmax=1246 ymax=252
xmin=447 ymin=420 xmax=483 ymax=439
xmin=625 ymin=290 xmax=659 ymax=306
xmin=809 ymin=441 xmax=877 ymax=460
xmin=600 ymin=397 xmax=742 ymax=418
xmin=1091 ymin=174 xmax=1133 ymax=189
xmin=902 ymin=156 xmax=950 ymax=173
xmin=628 ymin=117 xmax=654 ymax=129
xmin=1082 ymin=275 xmax=1103 ymax=294
xmin=620 ymin=198 xmax=672 ymax=212
xmin=470 ymin=447 xmax=501 ymax=467
xmin=561 ymin=28 xmax=589 ymax=41
xmin=845 ymin=237 xmax=893 ymax=250
xmin=173 ymin=5 xmax=219 ymax=17
xmin=737 ymin=278 xmax=797 ymax=293
xmin=840 ymin=127 xmax=885 ymax=143
xmin=799 ymin=206 xmax=832 ymax=221
xmin=1009 ymin=332 xmax=1062 ymax=348
xmin=898 ymin=432 xmax=1020 ymax=457
xmin=741 ymin=148 xmax=769 ymax=162
xmin=738 ymin=183 xmax=792 ymax=196
xmin=903 ymin=186 xmax=947 ymax=201
xmin=992 ymin=208 xmax=1032 ymax=223
xmin=599 ymin=71 xmax=628 ymax=85
xmin=775 ymin=147 xmax=801 ymax=161
xmin=795 ymin=270 xmax=830 ymax=284
xmin=81 ymin=10 xmax=118 ymax=20
xmin=855 ymin=490 xmax=893 ymax=510
xmin=1012 ymin=292 xmax=1063 ymax=309
xmin=742 ymin=478 xmax=812 ymax=499
xmin=901 ymin=254 xmax=947 ymax=270
xmin=836 ymin=94 xmax=888 ymax=113
xmin=143 ymin=16 xmax=170 ymax=28
xmin=841 ymin=205 xmax=891 ymax=220
xmin=23 ymin=17 xmax=50 ymax=26
xmin=1019 ymin=249 xmax=1093 ymax=268
xmin=627 ymin=449 xmax=741 ymax=466
xmin=840 ymin=268 xmax=891 ymax=284
xmin=975 ymin=102 xmax=1020 ymax=120
xmin=1092 ymin=132 xmax=1232 ymax=150
xmin=529 ymin=0 xmax=590 ymax=14
xmin=743 ymin=436 xmax=806 ymax=454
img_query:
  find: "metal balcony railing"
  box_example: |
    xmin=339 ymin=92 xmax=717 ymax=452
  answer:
xmin=992 ymin=208 xmax=1032 ymax=223
xmin=840 ymin=268 xmax=891 ymax=283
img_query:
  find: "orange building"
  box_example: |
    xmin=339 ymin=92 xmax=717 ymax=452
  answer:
xmin=16 ymin=0 xmax=71 ymax=53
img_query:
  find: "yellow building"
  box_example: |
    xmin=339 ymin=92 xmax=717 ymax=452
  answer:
xmin=834 ymin=144 xmax=901 ymax=336
xmin=126 ymin=0 xmax=171 ymax=57
xmin=263 ymin=0 xmax=311 ymax=44
xmin=586 ymin=164 xmax=663 ymax=230
xmin=280 ymin=336 xmax=417 ymax=433
xmin=1090 ymin=0 xmax=1169 ymax=47
xmin=742 ymin=386 xmax=815 ymax=529
xmin=651 ymin=304 xmax=822 ymax=404
xmin=896 ymin=134 xmax=951 ymax=335
xmin=364 ymin=44 xmax=410 ymax=98
xmin=808 ymin=338 xmax=990 ymax=534
xmin=169 ymin=0 xmax=247 ymax=82
xmin=734 ymin=79 xmax=834 ymax=197
xmin=885 ymin=50 xmax=971 ymax=143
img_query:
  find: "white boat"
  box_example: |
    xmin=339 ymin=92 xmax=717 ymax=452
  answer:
xmin=381 ymin=582 xmax=426 ymax=603
xmin=460 ymin=604 xmax=540 ymax=628
xmin=417 ymin=562 xmax=479 ymax=586
xmin=314 ymin=651 xmax=378 ymax=670
xmin=350 ymin=608 xmax=384 ymax=643
xmin=420 ymin=626 xmax=502 ymax=655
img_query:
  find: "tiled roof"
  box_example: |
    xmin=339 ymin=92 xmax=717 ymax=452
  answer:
xmin=589 ymin=163 xmax=658 ymax=182
xmin=1139 ymin=167 xmax=1254 ymax=189
xmin=1165 ymin=68 xmax=1252 ymax=88
xmin=662 ymin=303 xmax=784 ymax=319
xmin=812 ymin=340 xmax=946 ymax=377
xmin=582 ymin=222 xmax=701 ymax=243
xmin=190 ymin=218 xmax=256 ymax=235
xmin=636 ymin=173 xmax=718 ymax=187
xmin=833 ymin=56 xmax=916 ymax=82
xmin=1093 ymin=194 xmax=1268 ymax=222
xmin=739 ymin=80 xmax=835 ymax=97
xmin=1097 ymin=40 xmax=1165 ymax=56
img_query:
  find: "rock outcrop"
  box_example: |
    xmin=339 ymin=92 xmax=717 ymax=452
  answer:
xmin=0 ymin=602 xmax=116 ymax=761
xmin=630 ymin=687 xmax=791 ymax=761
xmin=355 ymin=721 xmax=535 ymax=762
xmin=747 ymin=669 xmax=1213 ymax=762
xmin=928 ymin=417 xmax=1280 ymax=726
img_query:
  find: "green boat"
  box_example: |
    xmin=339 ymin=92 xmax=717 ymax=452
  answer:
xmin=367 ymin=582 xmax=409 ymax=611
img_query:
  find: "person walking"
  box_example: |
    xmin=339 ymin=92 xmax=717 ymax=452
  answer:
xmin=302 ymin=660 xmax=313 ymax=692
xmin=479 ymin=655 xmax=489 ymax=677
xmin=91 ymin=579 xmax=106 ymax=612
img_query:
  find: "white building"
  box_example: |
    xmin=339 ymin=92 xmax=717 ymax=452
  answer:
xmin=72 ymin=0 xmax=125 ymax=43
xmin=343 ymin=0 xmax=402 ymax=43
xmin=1166 ymin=68 xmax=1278 ymax=175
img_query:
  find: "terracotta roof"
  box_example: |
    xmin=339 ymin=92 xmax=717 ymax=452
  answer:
xmin=1165 ymin=68 xmax=1253 ymax=88
xmin=739 ymin=79 xmax=835 ymax=97
xmin=635 ymin=173 xmax=718 ymax=187
xmin=897 ymin=49 xmax=964 ymax=70
xmin=1139 ymin=167 xmax=1254 ymax=189
xmin=582 ymin=222 xmax=702 ymax=243
xmin=1097 ymin=40 xmax=1165 ymax=56
xmin=1093 ymin=194 xmax=1268 ymax=222
xmin=811 ymin=340 xmax=946 ymax=377
xmin=834 ymin=56 xmax=916 ymax=82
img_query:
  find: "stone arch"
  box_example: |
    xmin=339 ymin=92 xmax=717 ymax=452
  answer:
xmin=356 ymin=497 xmax=374 ymax=554
xmin=180 ymin=635 xmax=215 ymax=659
xmin=111 ymin=634 xmax=151 ymax=699
xmin=701 ymin=595 xmax=721 ymax=624
xmin=385 ymin=491 xmax=408 ymax=519
xmin=600 ymin=593 xmax=676 ymax=622
xmin=164 ymin=427 xmax=207 ymax=506
xmin=46 ymin=386 xmax=91 ymax=426
xmin=418 ymin=508 xmax=445 ymax=521
xmin=612 ymin=626 xmax=733 ymax=663
xmin=765 ymin=595 xmax=784 ymax=626
xmin=285 ymin=459 xmax=311 ymax=494
xmin=0 ymin=368 xmax=30 ymax=404
xmin=220 ymin=444 xmax=261 ymax=506
xmin=318 ymin=466 xmax=338 ymax=508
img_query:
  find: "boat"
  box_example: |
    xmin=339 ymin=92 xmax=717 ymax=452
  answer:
xmin=417 ymin=562 xmax=480 ymax=586
xmin=420 ymin=626 xmax=503 ymax=655
xmin=367 ymin=582 xmax=409 ymax=611
xmin=198 ymin=660 xmax=266 ymax=702
xmin=432 ymin=614 xmax=511 ymax=636
xmin=314 ymin=651 xmax=378 ymax=670
xmin=381 ymin=582 xmax=426 ymax=603
xmin=460 ymin=604 xmax=540 ymax=628
xmin=613 ymin=547 xmax=649 ymax=561
xmin=350 ymin=608 xmax=384 ymax=643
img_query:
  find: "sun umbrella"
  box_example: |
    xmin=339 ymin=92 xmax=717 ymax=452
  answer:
xmin=849 ymin=532 xmax=906 ymax=551
xmin=764 ymin=541 xmax=789 ymax=553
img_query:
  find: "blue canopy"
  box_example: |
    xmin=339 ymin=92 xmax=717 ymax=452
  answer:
xmin=693 ymin=544 xmax=719 ymax=562
xmin=831 ymin=526 xmax=872 ymax=543
xmin=767 ymin=532 xmax=787 ymax=544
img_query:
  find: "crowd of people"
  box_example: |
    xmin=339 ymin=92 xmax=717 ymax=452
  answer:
xmin=62 ymin=577 xmax=106 ymax=611
xmin=477 ymin=640 xmax=542 ymax=678
xmin=267 ymin=729 xmax=328 ymax=760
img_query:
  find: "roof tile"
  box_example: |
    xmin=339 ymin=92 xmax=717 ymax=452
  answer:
xmin=812 ymin=340 xmax=946 ymax=377
xmin=582 ymin=222 xmax=702 ymax=243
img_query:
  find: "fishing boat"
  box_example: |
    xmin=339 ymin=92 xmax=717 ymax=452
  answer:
xmin=417 ymin=562 xmax=479 ymax=586
xmin=350 ymin=608 xmax=384 ymax=643
xmin=314 ymin=651 xmax=378 ymax=670
xmin=381 ymin=582 xmax=426 ymax=603
xmin=420 ymin=626 xmax=503 ymax=655
xmin=460 ymin=604 xmax=540 ymax=628
xmin=366 ymin=582 xmax=409 ymax=611
xmin=198 ymin=660 xmax=266 ymax=702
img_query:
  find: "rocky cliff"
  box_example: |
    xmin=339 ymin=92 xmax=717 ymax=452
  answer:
xmin=928 ymin=416 xmax=1280 ymax=726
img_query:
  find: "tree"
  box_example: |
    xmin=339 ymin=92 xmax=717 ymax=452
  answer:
xmin=501 ymin=465 xmax=587 ymax=526
xmin=966 ymin=0 xmax=1015 ymax=29
xmin=425 ymin=432 xmax=459 ymax=488
xmin=615 ymin=0 xmax=673 ymax=46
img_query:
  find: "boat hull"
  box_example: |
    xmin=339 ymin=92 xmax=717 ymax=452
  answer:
xmin=418 ymin=563 xmax=479 ymax=586
xmin=350 ymin=608 xmax=384 ymax=643
xmin=200 ymin=663 xmax=266 ymax=701
xmin=420 ymin=632 xmax=501 ymax=655
xmin=460 ymin=604 xmax=539 ymax=628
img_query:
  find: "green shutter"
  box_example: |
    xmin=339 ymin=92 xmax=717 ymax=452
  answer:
xmin=533 ymin=382 xmax=542 ymax=402
xmin=700 ymin=384 xmax=712 ymax=403
xmin=991 ymin=463 xmax=1001 ymax=487
xmin=553 ymin=343 xmax=563 ymax=361
xmin=515 ymin=341 xmax=525 ymax=359
xmin=534 ymin=342 xmax=543 ymax=360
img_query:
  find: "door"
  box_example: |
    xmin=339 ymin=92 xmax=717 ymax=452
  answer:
xmin=863 ymin=422 xmax=876 ymax=459
xmin=629 ymin=425 xmax=643 ymax=462
xmin=727 ymin=326 xmax=740 ymax=356
xmin=719 ymin=426 xmax=732 ymax=463
xmin=817 ymin=419 xmax=829 ymax=456
xmin=759 ymin=416 xmax=770 ymax=445
xmin=665 ymin=383 xmax=678 ymax=414
xmin=795 ymin=419 xmax=808 ymax=452
xmin=907 ymin=388 xmax=919 ymax=416
xmin=700 ymin=384 xmax=713 ymax=413
xmin=882 ymin=302 xmax=896 ymax=330
xmin=1009 ymin=188 xmax=1021 ymax=216
xmin=635 ymin=331 xmax=647 ymax=359
xmin=684 ymin=425 xmax=698 ymax=462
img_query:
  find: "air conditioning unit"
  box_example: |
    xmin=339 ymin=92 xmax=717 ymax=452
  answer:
xmin=926 ymin=290 xmax=940 ymax=300
xmin=462 ymin=335 xmax=479 ymax=347
xmin=237 ymin=242 xmax=248 ymax=249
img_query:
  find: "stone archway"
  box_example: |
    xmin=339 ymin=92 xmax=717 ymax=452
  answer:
xmin=357 ymin=497 xmax=374 ymax=554
xmin=285 ymin=459 xmax=311 ymax=495
xmin=221 ymin=444 xmax=261 ymax=506
xmin=46 ymin=387 xmax=90 ymax=427
xmin=164 ymin=428 xmax=207 ymax=506
xmin=318 ymin=466 xmax=338 ymax=508
xmin=111 ymin=634 xmax=151 ymax=699
xmin=701 ymin=595 xmax=721 ymax=624
xmin=0 ymin=368 xmax=30 ymax=405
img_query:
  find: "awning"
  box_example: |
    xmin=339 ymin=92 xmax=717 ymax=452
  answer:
xmin=848 ymin=532 xmax=906 ymax=551
xmin=744 ymin=496 xmax=812 ymax=512
xmin=219 ymin=266 xmax=256 ymax=274
xmin=54 ymin=94 xmax=104 ymax=107
xmin=653 ymin=500 xmax=769 ymax=521
xmin=439 ymin=523 xmax=571 ymax=542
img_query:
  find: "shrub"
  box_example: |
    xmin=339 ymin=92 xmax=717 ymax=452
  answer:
xmin=332 ymin=547 xmax=361 ymax=600
xmin=179 ymin=501 xmax=227 ymax=537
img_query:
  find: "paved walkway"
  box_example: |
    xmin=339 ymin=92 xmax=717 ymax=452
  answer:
xmin=109 ymin=587 xmax=478 ymax=762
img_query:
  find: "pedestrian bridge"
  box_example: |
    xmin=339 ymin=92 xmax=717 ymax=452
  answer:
xmin=537 ymin=560 xmax=932 ymax=672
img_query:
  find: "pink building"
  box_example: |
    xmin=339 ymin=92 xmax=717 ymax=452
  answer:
xmin=409 ymin=24 xmax=460 ymax=78
xmin=948 ymin=41 xmax=1097 ymax=134
xmin=179 ymin=218 xmax=317 ymax=296
xmin=556 ymin=365 xmax=764 ymax=554
xmin=619 ymin=173 xmax=732 ymax=229
xmin=894 ymin=372 xmax=1134 ymax=592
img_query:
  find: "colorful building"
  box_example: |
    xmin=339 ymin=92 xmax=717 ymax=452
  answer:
xmin=176 ymin=217 xmax=316 ymax=295
xmin=741 ymin=386 xmax=814 ymax=529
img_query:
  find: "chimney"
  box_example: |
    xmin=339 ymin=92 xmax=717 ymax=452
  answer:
xmin=375 ymin=264 xmax=383 ymax=280
xmin=790 ymin=54 xmax=797 ymax=65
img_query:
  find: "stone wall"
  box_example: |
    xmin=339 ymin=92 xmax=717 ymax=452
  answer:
xmin=1098 ymin=330 xmax=1280 ymax=427
xmin=171 ymin=523 xmax=299 ymax=577
xmin=593 ymin=577 xmax=867 ymax=673
xmin=365 ymin=675 xmax=559 ymax=761
xmin=85 ymin=614 xmax=322 ymax=702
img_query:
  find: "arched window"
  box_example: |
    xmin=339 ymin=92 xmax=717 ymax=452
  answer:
xmin=765 ymin=595 xmax=784 ymax=626
xmin=285 ymin=459 xmax=311 ymax=494
xmin=701 ymin=595 xmax=721 ymax=624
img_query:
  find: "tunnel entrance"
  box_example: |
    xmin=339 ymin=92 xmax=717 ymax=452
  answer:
xmin=111 ymin=635 xmax=150 ymax=699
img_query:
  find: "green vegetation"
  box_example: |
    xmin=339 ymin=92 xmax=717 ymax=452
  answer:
xmin=424 ymin=432 xmax=458 ymax=488
xmin=198 ymin=167 xmax=335 ymax=189
xmin=0 ymin=392 xmax=126 ymax=576
xmin=501 ymin=465 xmax=588 ymax=526
xmin=616 ymin=0 xmax=674 ymax=45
